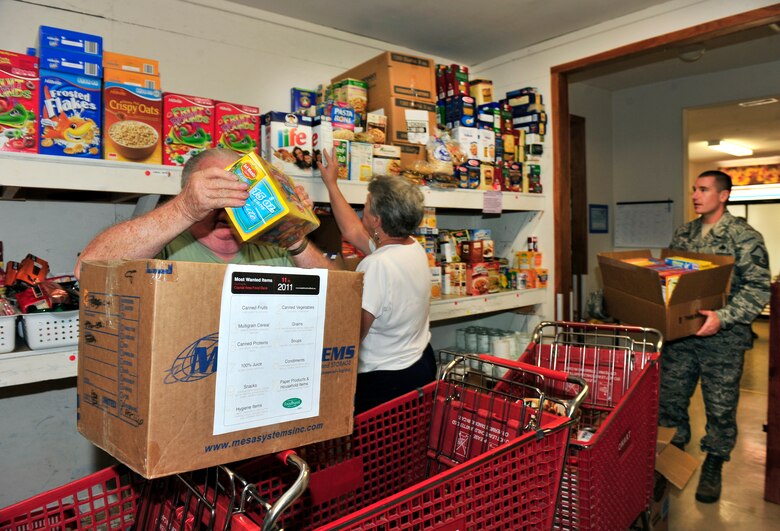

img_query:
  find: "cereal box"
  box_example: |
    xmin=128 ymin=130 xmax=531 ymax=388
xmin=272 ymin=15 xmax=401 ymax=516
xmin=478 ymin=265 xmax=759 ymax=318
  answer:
xmin=103 ymin=67 xmax=160 ymax=90
xmin=261 ymin=112 xmax=313 ymax=177
xmin=162 ymin=92 xmax=214 ymax=166
xmin=224 ymin=152 xmax=320 ymax=247
xmin=336 ymin=78 xmax=367 ymax=125
xmin=0 ymin=50 xmax=39 ymax=153
xmin=102 ymin=51 xmax=159 ymax=76
xmin=312 ymin=117 xmax=333 ymax=176
xmin=39 ymin=47 xmax=102 ymax=78
xmin=103 ymin=82 xmax=162 ymax=164
xmin=39 ymin=69 xmax=101 ymax=158
xmin=215 ymin=101 xmax=260 ymax=155
xmin=291 ymin=87 xmax=316 ymax=116
xmin=38 ymin=26 xmax=102 ymax=56
xmin=349 ymin=142 xmax=372 ymax=181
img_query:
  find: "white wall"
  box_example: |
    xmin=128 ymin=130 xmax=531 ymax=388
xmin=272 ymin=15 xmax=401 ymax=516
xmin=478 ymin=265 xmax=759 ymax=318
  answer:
xmin=0 ymin=0 xmax=465 ymax=507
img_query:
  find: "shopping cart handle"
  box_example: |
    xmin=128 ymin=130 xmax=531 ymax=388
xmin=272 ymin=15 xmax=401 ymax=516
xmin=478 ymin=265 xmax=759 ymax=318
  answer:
xmin=255 ymin=451 xmax=310 ymax=531
xmin=479 ymin=354 xmax=570 ymax=381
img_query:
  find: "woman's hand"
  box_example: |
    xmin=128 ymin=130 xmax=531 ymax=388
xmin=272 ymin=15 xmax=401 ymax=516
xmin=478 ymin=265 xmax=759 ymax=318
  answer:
xmin=317 ymin=149 xmax=339 ymax=188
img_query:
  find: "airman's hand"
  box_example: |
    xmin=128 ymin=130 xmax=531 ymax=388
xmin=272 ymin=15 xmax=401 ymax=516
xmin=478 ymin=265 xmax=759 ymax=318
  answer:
xmin=695 ymin=310 xmax=722 ymax=337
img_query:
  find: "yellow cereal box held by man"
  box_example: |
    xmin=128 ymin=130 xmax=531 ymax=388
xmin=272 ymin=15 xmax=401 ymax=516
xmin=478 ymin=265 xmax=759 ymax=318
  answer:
xmin=224 ymin=152 xmax=319 ymax=247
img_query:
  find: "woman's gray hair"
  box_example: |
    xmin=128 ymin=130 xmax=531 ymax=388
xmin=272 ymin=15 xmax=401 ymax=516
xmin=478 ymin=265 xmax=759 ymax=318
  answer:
xmin=180 ymin=148 xmax=239 ymax=187
xmin=367 ymin=175 xmax=425 ymax=237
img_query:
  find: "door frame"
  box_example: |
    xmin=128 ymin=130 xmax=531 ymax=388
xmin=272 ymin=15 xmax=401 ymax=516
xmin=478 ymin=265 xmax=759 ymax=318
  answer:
xmin=550 ymin=4 xmax=780 ymax=319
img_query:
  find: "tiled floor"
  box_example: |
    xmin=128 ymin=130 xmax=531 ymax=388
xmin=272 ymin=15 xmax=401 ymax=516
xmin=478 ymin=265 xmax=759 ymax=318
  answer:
xmin=668 ymin=319 xmax=780 ymax=529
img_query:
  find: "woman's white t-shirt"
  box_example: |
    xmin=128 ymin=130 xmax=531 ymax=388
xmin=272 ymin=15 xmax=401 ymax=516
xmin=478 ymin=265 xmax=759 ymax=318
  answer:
xmin=356 ymin=240 xmax=431 ymax=373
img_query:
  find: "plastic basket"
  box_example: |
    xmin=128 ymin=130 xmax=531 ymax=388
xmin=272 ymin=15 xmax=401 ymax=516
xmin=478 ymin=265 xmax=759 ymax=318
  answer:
xmin=0 ymin=465 xmax=140 ymax=531
xmin=0 ymin=314 xmax=18 ymax=354
xmin=20 ymin=310 xmax=79 ymax=350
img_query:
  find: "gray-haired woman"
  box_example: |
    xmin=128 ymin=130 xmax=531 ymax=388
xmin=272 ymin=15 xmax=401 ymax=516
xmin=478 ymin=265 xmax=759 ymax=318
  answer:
xmin=319 ymin=150 xmax=435 ymax=414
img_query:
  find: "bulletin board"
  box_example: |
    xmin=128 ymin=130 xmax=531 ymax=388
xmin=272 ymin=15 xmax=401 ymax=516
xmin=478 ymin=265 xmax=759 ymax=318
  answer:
xmin=614 ymin=200 xmax=674 ymax=248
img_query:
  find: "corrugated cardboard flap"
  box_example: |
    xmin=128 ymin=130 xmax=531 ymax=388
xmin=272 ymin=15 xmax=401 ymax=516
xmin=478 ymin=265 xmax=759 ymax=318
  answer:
xmin=598 ymin=250 xmax=664 ymax=304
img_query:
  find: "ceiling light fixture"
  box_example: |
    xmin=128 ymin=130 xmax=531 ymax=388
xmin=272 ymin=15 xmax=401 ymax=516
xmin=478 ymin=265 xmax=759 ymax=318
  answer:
xmin=738 ymin=97 xmax=778 ymax=107
xmin=707 ymin=140 xmax=753 ymax=157
xmin=678 ymin=44 xmax=705 ymax=63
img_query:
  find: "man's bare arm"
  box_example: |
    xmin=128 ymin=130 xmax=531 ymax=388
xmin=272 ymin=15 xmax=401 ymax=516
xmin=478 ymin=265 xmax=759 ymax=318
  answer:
xmin=76 ymin=165 xmax=249 ymax=277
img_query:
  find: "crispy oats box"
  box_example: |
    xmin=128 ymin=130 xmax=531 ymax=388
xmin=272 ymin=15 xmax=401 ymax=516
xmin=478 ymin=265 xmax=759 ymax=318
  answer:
xmin=103 ymin=82 xmax=162 ymax=164
xmin=225 ymin=152 xmax=320 ymax=247
xmin=163 ymin=92 xmax=214 ymax=166
xmin=215 ymin=101 xmax=260 ymax=155
xmin=0 ymin=50 xmax=39 ymax=153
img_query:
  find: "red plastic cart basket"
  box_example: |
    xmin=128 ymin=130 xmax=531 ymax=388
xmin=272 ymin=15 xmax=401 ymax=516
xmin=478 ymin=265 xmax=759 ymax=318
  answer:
xmin=0 ymin=465 xmax=140 ymax=531
xmin=517 ymin=321 xmax=663 ymax=531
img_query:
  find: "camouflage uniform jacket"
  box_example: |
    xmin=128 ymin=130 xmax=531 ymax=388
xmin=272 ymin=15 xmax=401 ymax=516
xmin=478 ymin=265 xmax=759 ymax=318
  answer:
xmin=669 ymin=210 xmax=770 ymax=341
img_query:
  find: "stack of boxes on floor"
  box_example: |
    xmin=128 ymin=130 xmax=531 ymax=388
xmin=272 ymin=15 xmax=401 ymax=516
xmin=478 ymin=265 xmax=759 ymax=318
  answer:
xmin=0 ymin=24 xmax=262 ymax=166
xmin=436 ymin=64 xmax=546 ymax=193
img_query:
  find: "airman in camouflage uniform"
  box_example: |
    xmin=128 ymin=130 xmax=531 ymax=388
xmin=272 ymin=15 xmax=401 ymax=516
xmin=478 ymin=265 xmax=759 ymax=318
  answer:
xmin=658 ymin=170 xmax=770 ymax=503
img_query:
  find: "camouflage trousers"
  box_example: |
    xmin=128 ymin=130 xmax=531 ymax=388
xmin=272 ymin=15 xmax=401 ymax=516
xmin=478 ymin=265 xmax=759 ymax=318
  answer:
xmin=658 ymin=327 xmax=750 ymax=460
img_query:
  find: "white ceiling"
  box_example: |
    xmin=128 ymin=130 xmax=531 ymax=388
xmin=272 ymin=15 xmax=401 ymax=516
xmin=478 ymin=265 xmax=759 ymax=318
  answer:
xmin=225 ymin=0 xmax=672 ymax=65
xmin=228 ymin=0 xmax=780 ymax=164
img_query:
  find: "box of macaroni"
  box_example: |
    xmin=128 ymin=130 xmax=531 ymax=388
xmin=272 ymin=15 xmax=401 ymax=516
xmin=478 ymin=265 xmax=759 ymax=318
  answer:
xmin=225 ymin=152 xmax=320 ymax=248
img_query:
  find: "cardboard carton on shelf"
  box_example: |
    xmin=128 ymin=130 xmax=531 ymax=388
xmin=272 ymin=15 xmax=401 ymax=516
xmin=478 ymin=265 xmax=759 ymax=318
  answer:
xmin=77 ymin=260 xmax=363 ymax=478
xmin=598 ymin=249 xmax=734 ymax=341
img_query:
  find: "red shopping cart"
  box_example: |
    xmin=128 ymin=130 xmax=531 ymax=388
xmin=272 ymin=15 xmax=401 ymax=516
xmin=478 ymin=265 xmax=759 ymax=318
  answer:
xmin=515 ymin=321 xmax=663 ymax=531
xmin=1 ymin=356 xmax=587 ymax=531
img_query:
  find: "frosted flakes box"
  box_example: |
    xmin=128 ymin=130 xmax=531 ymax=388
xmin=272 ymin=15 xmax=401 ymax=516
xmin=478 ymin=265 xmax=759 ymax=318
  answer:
xmin=39 ymin=47 xmax=102 ymax=78
xmin=103 ymin=82 xmax=162 ymax=164
xmin=261 ymin=112 xmax=313 ymax=177
xmin=224 ymin=152 xmax=320 ymax=247
xmin=0 ymin=50 xmax=39 ymax=153
xmin=215 ymin=101 xmax=260 ymax=155
xmin=163 ymin=92 xmax=214 ymax=166
xmin=39 ymin=69 xmax=101 ymax=158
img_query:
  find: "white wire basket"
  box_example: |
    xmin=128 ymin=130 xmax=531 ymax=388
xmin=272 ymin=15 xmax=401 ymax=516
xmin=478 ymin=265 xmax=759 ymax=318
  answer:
xmin=20 ymin=310 xmax=80 ymax=350
xmin=0 ymin=313 xmax=18 ymax=354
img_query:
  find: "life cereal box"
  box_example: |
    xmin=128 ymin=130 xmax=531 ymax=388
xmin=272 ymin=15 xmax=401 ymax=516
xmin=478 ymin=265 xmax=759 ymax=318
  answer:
xmin=0 ymin=50 xmax=39 ymax=153
xmin=224 ymin=152 xmax=319 ymax=247
xmin=215 ymin=101 xmax=260 ymax=155
xmin=103 ymin=82 xmax=162 ymax=164
xmin=261 ymin=112 xmax=313 ymax=177
xmin=39 ymin=69 xmax=101 ymax=158
xmin=162 ymin=92 xmax=214 ymax=166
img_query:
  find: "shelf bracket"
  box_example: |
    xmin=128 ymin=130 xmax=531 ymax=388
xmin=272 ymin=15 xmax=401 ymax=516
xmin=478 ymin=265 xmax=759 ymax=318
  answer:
xmin=133 ymin=194 xmax=161 ymax=218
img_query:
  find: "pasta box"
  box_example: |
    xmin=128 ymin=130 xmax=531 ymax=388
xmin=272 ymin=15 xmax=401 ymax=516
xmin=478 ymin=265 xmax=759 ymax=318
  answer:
xmin=0 ymin=50 xmax=39 ymax=154
xmin=162 ymin=92 xmax=214 ymax=166
xmin=215 ymin=101 xmax=260 ymax=155
xmin=598 ymin=249 xmax=734 ymax=341
xmin=103 ymin=82 xmax=162 ymax=164
xmin=77 ymin=260 xmax=362 ymax=478
xmin=224 ymin=152 xmax=320 ymax=247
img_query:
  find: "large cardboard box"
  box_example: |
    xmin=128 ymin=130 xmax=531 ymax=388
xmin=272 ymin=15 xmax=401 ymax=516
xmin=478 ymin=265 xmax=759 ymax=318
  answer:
xmin=598 ymin=249 xmax=733 ymax=341
xmin=77 ymin=260 xmax=362 ymax=478
xmin=332 ymin=51 xmax=436 ymax=104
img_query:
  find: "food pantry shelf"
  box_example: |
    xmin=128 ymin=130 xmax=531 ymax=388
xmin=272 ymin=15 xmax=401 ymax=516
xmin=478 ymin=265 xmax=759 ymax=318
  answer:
xmin=0 ymin=346 xmax=78 ymax=387
xmin=0 ymin=152 xmax=545 ymax=211
xmin=429 ymin=288 xmax=546 ymax=322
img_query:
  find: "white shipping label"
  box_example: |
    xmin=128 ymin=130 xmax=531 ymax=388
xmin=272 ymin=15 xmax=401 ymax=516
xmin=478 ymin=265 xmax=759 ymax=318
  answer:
xmin=405 ymin=109 xmax=430 ymax=145
xmin=213 ymin=265 xmax=328 ymax=435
